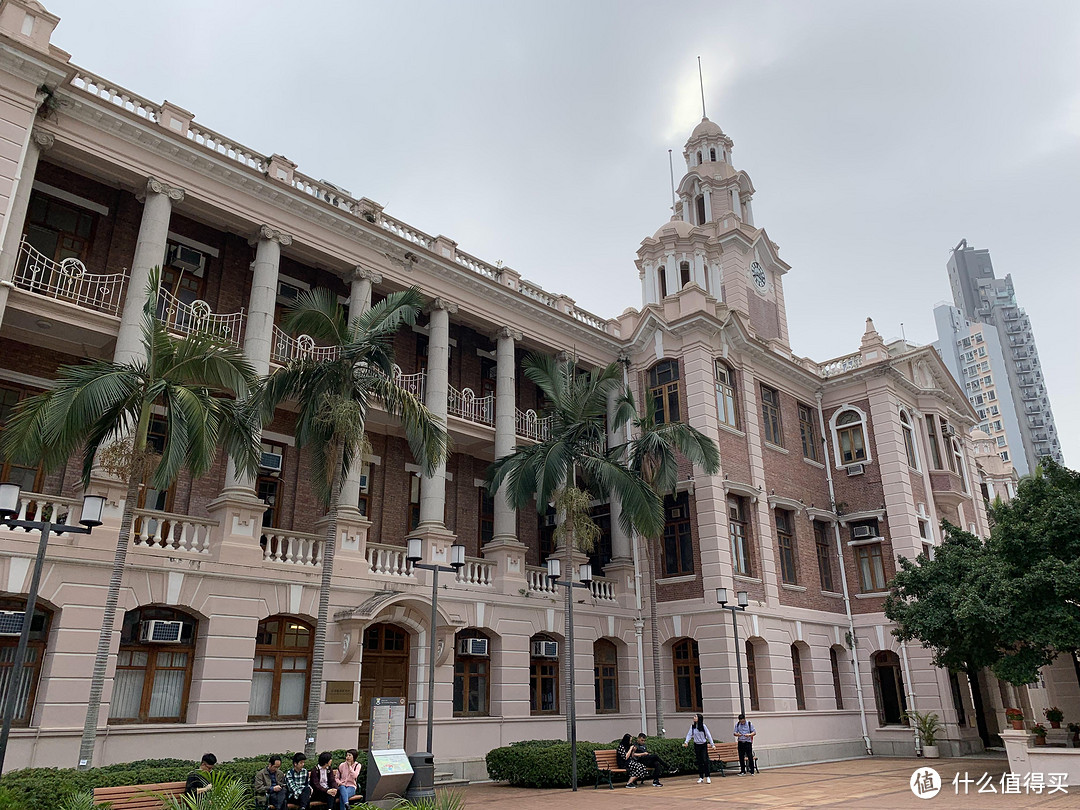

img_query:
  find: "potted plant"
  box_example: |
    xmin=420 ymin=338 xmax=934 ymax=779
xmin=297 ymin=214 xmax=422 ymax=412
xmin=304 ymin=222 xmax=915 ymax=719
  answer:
xmin=1032 ymin=723 xmax=1048 ymax=745
xmin=1044 ymin=706 xmax=1064 ymax=729
xmin=1005 ymin=708 xmax=1024 ymax=731
xmin=907 ymin=710 xmax=943 ymax=758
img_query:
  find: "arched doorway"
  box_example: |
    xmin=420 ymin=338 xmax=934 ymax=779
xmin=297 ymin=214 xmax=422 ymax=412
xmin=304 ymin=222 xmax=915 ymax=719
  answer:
xmin=358 ymin=623 xmax=410 ymax=749
xmin=871 ymin=650 xmax=908 ymax=726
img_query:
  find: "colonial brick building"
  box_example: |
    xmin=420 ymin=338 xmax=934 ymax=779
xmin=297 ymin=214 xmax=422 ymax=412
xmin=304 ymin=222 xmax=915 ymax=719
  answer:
xmin=0 ymin=0 xmax=1027 ymax=776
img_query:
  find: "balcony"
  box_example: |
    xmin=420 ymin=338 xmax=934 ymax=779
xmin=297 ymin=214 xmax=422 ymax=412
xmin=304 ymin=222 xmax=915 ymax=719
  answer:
xmin=929 ymin=470 xmax=969 ymax=507
xmin=158 ymin=289 xmax=244 ymax=348
xmin=13 ymin=241 xmax=126 ymax=315
xmin=270 ymin=325 xmax=339 ymax=365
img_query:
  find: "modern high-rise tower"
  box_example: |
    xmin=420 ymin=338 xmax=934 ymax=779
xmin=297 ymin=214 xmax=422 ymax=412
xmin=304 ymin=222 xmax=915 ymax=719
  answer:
xmin=938 ymin=239 xmax=1063 ymax=471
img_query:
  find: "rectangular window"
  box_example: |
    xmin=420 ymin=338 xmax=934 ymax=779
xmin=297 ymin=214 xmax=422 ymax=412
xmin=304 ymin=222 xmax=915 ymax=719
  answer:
xmin=715 ymin=361 xmax=738 ymax=428
xmin=662 ymin=493 xmax=694 ymax=576
xmin=776 ymin=510 xmax=797 ymax=585
xmin=986 ymin=390 xmax=996 ymax=401
xmin=925 ymin=415 xmax=942 ymax=469
xmin=831 ymin=648 xmax=844 ymax=710
xmin=798 ymin=403 xmax=818 ymax=461
xmin=529 ymin=658 xmax=558 ymax=715
xmin=792 ymin=646 xmax=806 ymax=711
xmin=728 ymin=496 xmax=751 ymax=576
xmin=760 ymin=384 xmax=783 ymax=446
xmin=814 ymin=521 xmax=835 ymax=592
xmin=746 ymin=641 xmax=760 ymax=712
xmin=856 ymin=544 xmax=887 ymax=592
xmin=478 ymin=488 xmax=494 ymax=546
xmin=408 ymin=474 xmax=421 ymax=532
xmin=0 ymin=384 xmax=44 ymax=492
xmin=648 ymin=360 xmax=681 ymax=425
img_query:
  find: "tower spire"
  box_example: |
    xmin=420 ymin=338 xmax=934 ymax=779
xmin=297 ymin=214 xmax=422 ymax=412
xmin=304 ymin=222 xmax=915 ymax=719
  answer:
xmin=698 ymin=56 xmax=707 ymax=118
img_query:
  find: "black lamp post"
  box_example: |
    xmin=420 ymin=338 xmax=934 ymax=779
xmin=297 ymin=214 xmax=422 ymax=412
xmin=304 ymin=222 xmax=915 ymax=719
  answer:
xmin=405 ymin=536 xmax=465 ymax=758
xmin=0 ymin=483 xmax=104 ymax=774
xmin=546 ymin=557 xmax=593 ymax=792
xmin=716 ymin=587 xmax=750 ymax=718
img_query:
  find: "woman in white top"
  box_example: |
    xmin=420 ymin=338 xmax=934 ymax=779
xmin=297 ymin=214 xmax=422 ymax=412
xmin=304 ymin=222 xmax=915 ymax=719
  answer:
xmin=683 ymin=713 xmax=715 ymax=783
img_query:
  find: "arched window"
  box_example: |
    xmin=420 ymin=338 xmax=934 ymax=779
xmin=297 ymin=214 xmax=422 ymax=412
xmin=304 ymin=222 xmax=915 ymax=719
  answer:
xmin=830 ymin=647 xmax=844 ymax=710
xmin=776 ymin=509 xmax=797 ymax=585
xmin=662 ymin=492 xmax=694 ymax=576
xmin=835 ymin=409 xmax=867 ymax=465
xmin=249 ymin=615 xmax=312 ymax=720
xmin=715 ymin=361 xmax=738 ymax=429
xmin=530 ymin=634 xmax=559 ymax=715
xmin=672 ymin=639 xmax=702 ymax=712
xmin=710 ymin=148 xmax=717 ymax=162
xmin=648 ymin=360 xmax=681 ymax=425
xmin=791 ymin=644 xmax=806 ymax=710
xmin=728 ymin=495 xmax=751 ymax=576
xmin=695 ymin=195 xmax=706 ymax=225
xmin=951 ymin=438 xmax=968 ymax=493
xmin=110 ymin=606 xmax=197 ymax=724
xmin=658 ymin=266 xmax=668 ymax=298
xmin=696 ymin=151 xmax=702 ymax=165
xmin=680 ymin=261 xmax=693 ymax=288
xmin=0 ymin=598 xmax=51 ymax=726
xmin=454 ymin=629 xmax=490 ymax=717
xmin=900 ymin=409 xmax=918 ymax=469
xmin=746 ymin=639 xmax=760 ymax=711
xmin=594 ymin=639 xmax=618 ymax=713
xmin=871 ymin=651 xmax=908 ymax=726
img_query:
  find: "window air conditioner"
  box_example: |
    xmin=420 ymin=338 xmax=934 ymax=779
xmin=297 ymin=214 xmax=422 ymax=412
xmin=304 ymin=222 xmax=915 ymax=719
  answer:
xmin=846 ymin=463 xmax=865 ymax=476
xmin=458 ymin=638 xmax=489 ymax=657
xmin=0 ymin=611 xmax=24 ymax=637
xmin=670 ymin=507 xmax=684 ymax=519
xmin=358 ymin=473 xmax=369 ymax=493
xmin=941 ymin=424 xmax=956 ymax=438
xmin=531 ymin=640 xmax=559 ymax=658
xmin=260 ymin=451 xmax=284 ymax=473
xmin=140 ymin=620 xmax=185 ymax=643
xmin=166 ymin=244 xmax=203 ymax=274
xmin=852 ymin=525 xmax=875 ymax=540
xmin=277 ymin=281 xmax=305 ymax=304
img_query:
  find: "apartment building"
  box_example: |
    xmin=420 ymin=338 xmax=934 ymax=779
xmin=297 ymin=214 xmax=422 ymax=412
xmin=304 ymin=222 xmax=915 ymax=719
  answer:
xmin=0 ymin=1 xmax=1005 ymax=774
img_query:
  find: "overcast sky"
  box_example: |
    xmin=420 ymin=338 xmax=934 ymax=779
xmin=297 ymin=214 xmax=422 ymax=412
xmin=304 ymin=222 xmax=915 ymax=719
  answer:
xmin=45 ymin=0 xmax=1080 ymax=463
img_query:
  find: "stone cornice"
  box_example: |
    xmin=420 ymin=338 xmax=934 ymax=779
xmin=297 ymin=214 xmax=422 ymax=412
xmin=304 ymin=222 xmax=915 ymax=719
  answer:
xmin=256 ymin=224 xmax=293 ymax=246
xmin=0 ymin=41 xmax=71 ymax=93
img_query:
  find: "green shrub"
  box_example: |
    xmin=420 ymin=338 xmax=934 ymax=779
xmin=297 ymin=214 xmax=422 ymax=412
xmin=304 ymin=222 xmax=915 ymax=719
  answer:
xmin=0 ymin=786 xmax=29 ymax=810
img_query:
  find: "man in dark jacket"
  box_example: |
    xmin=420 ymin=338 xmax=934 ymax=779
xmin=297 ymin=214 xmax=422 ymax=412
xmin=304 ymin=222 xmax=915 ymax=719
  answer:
xmin=254 ymin=755 xmax=287 ymax=809
xmin=185 ymin=752 xmax=216 ymax=798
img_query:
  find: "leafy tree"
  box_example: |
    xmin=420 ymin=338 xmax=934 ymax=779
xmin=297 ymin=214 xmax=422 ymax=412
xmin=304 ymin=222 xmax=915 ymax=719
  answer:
xmin=620 ymin=390 xmax=719 ymax=736
xmin=1 ymin=269 xmax=261 ymax=768
xmin=258 ymin=287 xmax=447 ymax=755
xmin=487 ymin=354 xmax=662 ymax=737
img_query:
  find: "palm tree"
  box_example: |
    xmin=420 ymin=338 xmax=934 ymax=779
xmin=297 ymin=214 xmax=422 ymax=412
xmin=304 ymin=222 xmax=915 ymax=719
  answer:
xmin=258 ymin=286 xmax=448 ymax=756
xmin=487 ymin=353 xmax=663 ymax=738
xmin=1 ymin=269 xmax=262 ymax=768
xmin=619 ymin=389 xmax=720 ymax=737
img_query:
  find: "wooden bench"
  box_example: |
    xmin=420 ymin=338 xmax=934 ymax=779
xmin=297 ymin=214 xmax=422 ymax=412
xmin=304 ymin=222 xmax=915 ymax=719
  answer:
xmin=593 ymin=749 xmax=628 ymax=789
xmin=707 ymin=742 xmax=757 ymax=776
xmin=92 ymin=781 xmax=186 ymax=808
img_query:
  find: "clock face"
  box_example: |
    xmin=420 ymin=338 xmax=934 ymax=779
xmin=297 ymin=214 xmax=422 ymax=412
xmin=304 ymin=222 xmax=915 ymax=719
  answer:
xmin=750 ymin=261 xmax=767 ymax=289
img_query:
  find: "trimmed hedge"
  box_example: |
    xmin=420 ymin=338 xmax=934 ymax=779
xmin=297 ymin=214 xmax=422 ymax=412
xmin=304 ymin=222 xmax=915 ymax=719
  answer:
xmin=0 ymin=750 xmax=368 ymax=810
xmin=486 ymin=736 xmax=697 ymax=789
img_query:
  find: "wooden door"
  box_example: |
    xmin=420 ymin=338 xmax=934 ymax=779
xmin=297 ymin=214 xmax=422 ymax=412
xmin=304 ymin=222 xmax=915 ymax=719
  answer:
xmin=357 ymin=623 xmax=410 ymax=750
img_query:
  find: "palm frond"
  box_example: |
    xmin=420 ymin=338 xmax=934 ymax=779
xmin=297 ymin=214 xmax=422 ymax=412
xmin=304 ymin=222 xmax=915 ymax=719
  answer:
xmin=282 ymin=287 xmax=349 ymax=345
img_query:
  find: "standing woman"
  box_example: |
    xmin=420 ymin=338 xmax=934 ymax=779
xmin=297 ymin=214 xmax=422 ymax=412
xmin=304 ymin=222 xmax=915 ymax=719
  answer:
xmin=683 ymin=713 xmax=715 ymax=783
xmin=337 ymin=749 xmax=361 ymax=809
xmin=617 ymin=733 xmax=649 ymax=787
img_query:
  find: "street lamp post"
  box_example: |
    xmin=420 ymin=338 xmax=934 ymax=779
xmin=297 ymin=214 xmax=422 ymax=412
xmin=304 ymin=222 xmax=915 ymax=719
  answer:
xmin=546 ymin=557 xmax=593 ymax=792
xmin=405 ymin=537 xmax=465 ymax=759
xmin=0 ymin=483 xmax=104 ymax=774
xmin=716 ymin=587 xmax=750 ymax=718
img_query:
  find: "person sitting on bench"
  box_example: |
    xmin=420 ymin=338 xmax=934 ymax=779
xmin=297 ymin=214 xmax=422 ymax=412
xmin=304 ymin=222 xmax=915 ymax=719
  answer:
xmin=255 ymin=755 xmax=287 ymax=809
xmin=631 ymin=733 xmax=669 ymax=786
xmin=284 ymin=752 xmax=312 ymax=809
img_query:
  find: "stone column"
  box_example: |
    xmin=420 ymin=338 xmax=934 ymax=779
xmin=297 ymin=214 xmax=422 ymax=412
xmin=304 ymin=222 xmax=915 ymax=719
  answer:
xmin=492 ymin=327 xmax=521 ymax=542
xmin=224 ymin=225 xmax=291 ymax=493
xmin=642 ymin=263 xmax=657 ymax=307
xmin=743 ymin=196 xmax=754 ymax=226
xmin=114 ymin=177 xmax=185 ymax=365
xmin=339 ymin=266 xmax=382 ymax=510
xmin=0 ymin=131 xmax=53 ymax=328
xmin=703 ymin=186 xmax=713 ymax=223
xmin=729 ymin=186 xmax=742 ymax=220
xmin=681 ymin=196 xmax=691 ymax=224
xmin=418 ymin=298 xmax=456 ymax=528
xmin=663 ymin=252 xmax=678 ymax=298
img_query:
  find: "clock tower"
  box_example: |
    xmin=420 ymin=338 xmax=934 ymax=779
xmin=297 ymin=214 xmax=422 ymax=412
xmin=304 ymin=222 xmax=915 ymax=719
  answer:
xmin=636 ymin=117 xmax=791 ymax=347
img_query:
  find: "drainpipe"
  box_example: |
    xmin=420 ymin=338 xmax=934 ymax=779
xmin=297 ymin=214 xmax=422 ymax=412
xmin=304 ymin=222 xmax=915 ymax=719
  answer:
xmin=623 ymin=362 xmax=649 ymax=734
xmin=816 ymin=392 xmax=873 ymax=756
xmin=899 ymin=640 xmax=922 ymax=756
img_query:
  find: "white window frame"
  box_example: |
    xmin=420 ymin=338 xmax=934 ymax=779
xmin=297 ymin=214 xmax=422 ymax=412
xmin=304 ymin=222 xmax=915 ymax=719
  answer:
xmin=829 ymin=405 xmax=871 ymax=469
xmin=899 ymin=408 xmax=919 ymax=470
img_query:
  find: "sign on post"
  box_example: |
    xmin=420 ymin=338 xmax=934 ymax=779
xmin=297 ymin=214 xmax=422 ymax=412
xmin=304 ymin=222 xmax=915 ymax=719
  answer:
xmin=369 ymin=696 xmax=407 ymax=750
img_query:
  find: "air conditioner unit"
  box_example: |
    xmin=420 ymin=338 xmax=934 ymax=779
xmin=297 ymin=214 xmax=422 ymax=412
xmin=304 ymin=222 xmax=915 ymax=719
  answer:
xmin=166 ymin=243 xmax=203 ymax=274
xmin=358 ymin=473 xmax=369 ymax=493
xmin=0 ymin=611 xmax=24 ymax=637
xmin=260 ymin=451 xmax=284 ymax=473
xmin=852 ymin=525 xmax=875 ymax=540
xmin=140 ymin=620 xmax=185 ymax=643
xmin=277 ymin=281 xmax=305 ymax=304
xmin=846 ymin=463 xmax=865 ymax=476
xmin=458 ymin=638 xmax=489 ymax=657
xmin=941 ymin=424 xmax=956 ymax=438
xmin=531 ymin=640 xmax=559 ymax=658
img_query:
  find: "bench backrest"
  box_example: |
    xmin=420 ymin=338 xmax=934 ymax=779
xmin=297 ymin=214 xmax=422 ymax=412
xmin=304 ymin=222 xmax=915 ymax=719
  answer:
xmin=92 ymin=781 xmax=187 ymax=809
xmin=708 ymin=742 xmax=740 ymax=759
xmin=594 ymin=749 xmax=624 ymax=769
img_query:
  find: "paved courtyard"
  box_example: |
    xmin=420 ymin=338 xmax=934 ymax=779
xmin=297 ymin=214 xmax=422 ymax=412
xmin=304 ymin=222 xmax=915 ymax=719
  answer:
xmin=457 ymin=756 xmax=1079 ymax=808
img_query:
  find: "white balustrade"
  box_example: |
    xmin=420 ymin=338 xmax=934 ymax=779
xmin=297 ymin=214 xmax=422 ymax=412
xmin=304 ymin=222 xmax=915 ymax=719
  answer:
xmin=515 ymin=408 xmax=553 ymax=442
xmin=4 ymin=492 xmax=79 ymax=526
xmin=133 ymin=510 xmax=215 ymax=554
xmin=569 ymin=306 xmax=608 ymax=331
xmin=261 ymin=529 xmax=323 ymax=567
xmin=13 ymin=241 xmax=126 ymax=316
xmin=590 ymin=576 xmax=617 ymax=601
xmin=366 ymin=543 xmax=415 ymax=577
xmin=447 ymin=386 xmax=494 ymax=427
xmin=518 ymin=280 xmax=558 ymax=307
xmin=270 ymin=326 xmax=341 ymax=365
xmin=186 ymin=123 xmax=268 ymax=172
xmin=454 ymin=250 xmax=500 ymax=280
xmin=526 ymin=565 xmax=557 ymax=595
xmin=456 ymin=557 xmax=495 ymax=587
xmin=819 ymin=353 xmax=863 ymax=377
xmin=392 ymin=367 xmax=426 ymax=400
xmin=378 ymin=215 xmax=433 ymax=248
xmin=157 ymin=289 xmax=244 ymax=347
xmin=70 ymin=70 xmax=161 ymax=121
